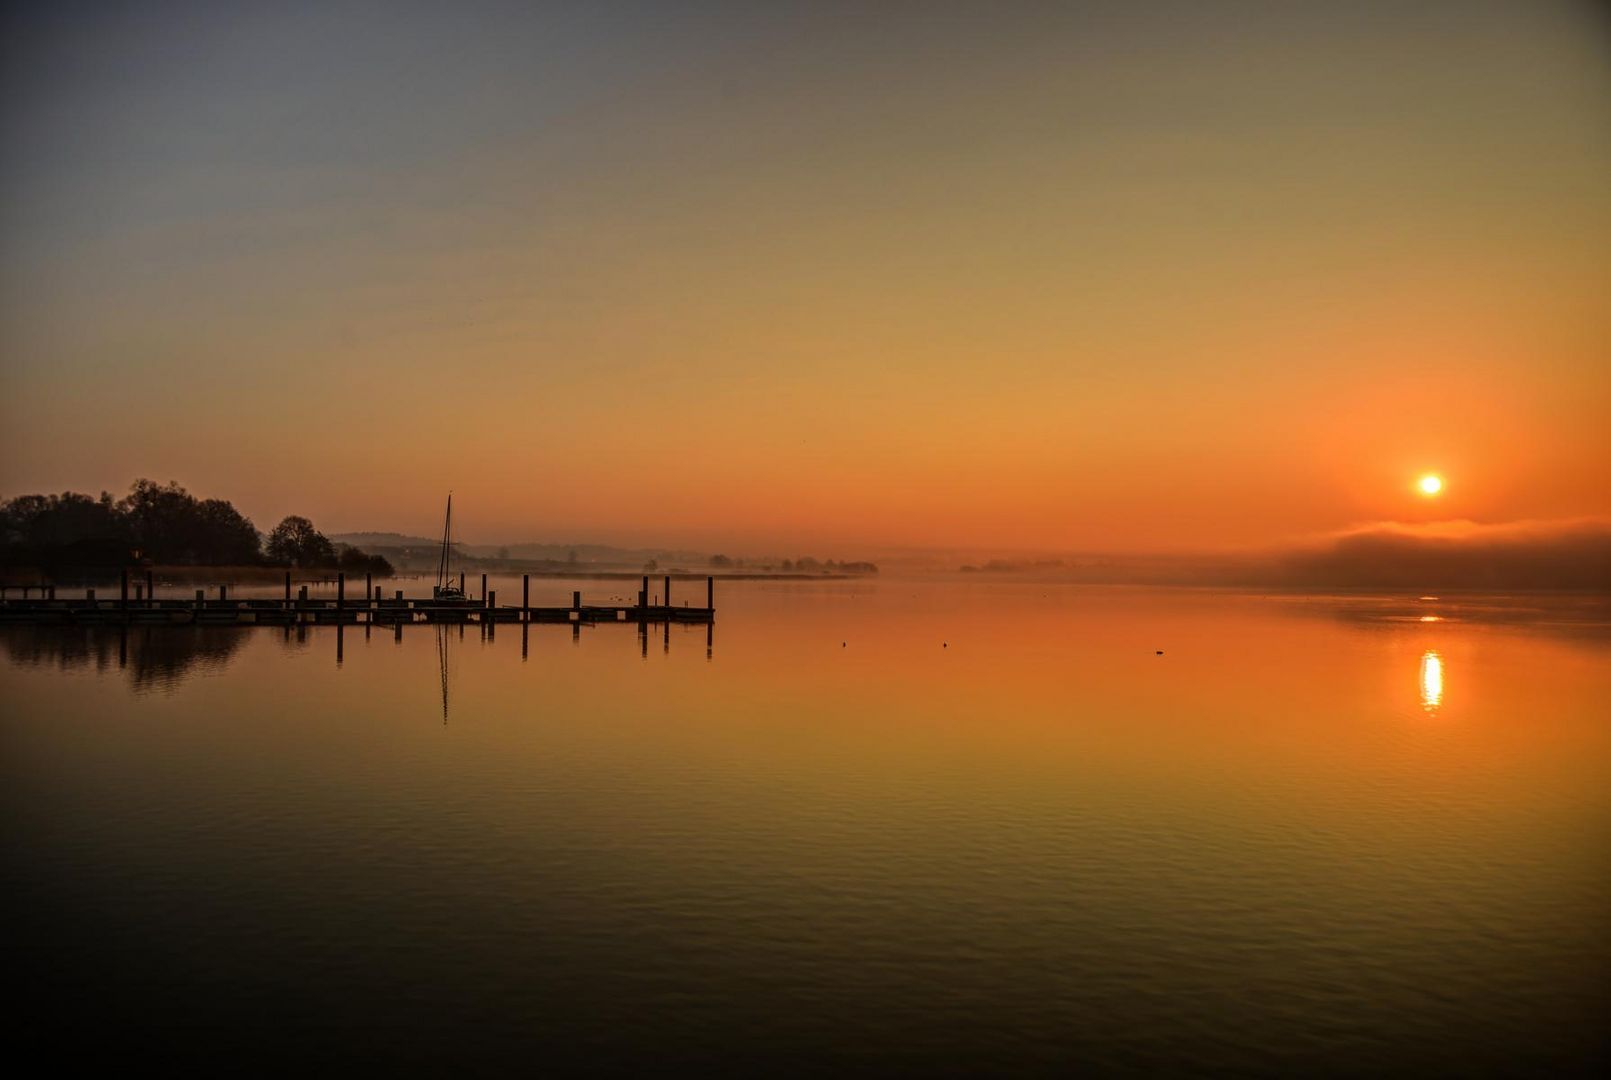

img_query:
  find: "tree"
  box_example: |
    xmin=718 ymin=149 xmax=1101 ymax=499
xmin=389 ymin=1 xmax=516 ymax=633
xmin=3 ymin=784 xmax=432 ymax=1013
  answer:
xmin=709 ymin=554 xmax=733 ymax=568
xmin=194 ymin=498 xmax=261 ymax=565
xmin=0 ymin=490 xmax=130 ymax=572
xmin=337 ymin=545 xmax=394 ymax=577
xmin=119 ymin=479 xmax=202 ymax=562
xmin=116 ymin=479 xmax=260 ymax=564
xmin=266 ymin=516 xmax=335 ymax=568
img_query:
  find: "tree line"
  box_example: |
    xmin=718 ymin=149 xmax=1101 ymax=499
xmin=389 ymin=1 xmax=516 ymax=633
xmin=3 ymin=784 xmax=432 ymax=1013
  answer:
xmin=0 ymin=480 xmax=392 ymax=577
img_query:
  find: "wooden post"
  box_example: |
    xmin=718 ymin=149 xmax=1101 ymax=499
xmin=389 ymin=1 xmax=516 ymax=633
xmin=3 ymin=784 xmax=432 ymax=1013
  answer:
xmin=459 ymin=572 xmax=465 ymax=596
xmin=488 ymin=590 xmax=496 ymax=614
xmin=395 ymin=589 xmax=403 ymax=601
xmin=120 ymin=569 xmax=129 ymax=611
xmin=522 ymin=575 xmax=530 ymax=619
xmin=481 ymin=573 xmax=487 ymax=602
xmin=707 ymin=575 xmax=714 ymax=610
xmin=298 ymin=586 xmax=308 ymax=610
xmin=572 ymin=590 xmax=581 ymax=611
xmin=641 ymin=575 xmax=648 ymax=609
xmin=365 ymin=573 xmax=372 ymax=603
xmin=375 ymin=585 xmax=382 ymax=603
xmin=284 ymin=571 xmax=292 ymax=604
xmin=337 ymin=573 xmax=345 ymax=610
xmin=663 ymin=575 xmax=671 ymax=609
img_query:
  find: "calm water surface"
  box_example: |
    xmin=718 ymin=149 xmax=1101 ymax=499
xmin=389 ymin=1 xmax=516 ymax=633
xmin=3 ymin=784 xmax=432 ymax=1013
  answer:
xmin=3 ymin=581 xmax=1608 ymax=1074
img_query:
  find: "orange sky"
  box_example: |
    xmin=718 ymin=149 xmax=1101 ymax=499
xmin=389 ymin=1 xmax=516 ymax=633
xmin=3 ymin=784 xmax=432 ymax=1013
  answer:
xmin=2 ymin=2 xmax=1607 ymax=553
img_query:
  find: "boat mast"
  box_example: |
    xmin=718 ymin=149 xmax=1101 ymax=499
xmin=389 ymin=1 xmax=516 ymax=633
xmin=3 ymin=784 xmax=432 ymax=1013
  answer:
xmin=437 ymin=493 xmax=453 ymax=591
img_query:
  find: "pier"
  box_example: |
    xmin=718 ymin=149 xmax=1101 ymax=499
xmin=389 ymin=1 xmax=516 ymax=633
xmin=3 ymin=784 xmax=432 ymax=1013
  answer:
xmin=0 ymin=572 xmax=716 ymax=627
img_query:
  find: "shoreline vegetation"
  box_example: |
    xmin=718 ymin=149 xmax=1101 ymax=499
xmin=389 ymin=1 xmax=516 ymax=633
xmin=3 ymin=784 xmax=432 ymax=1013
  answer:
xmin=0 ymin=481 xmax=392 ymax=585
xmin=1 ymin=481 xmax=882 ymax=587
xmin=8 ymin=564 xmax=877 ymax=588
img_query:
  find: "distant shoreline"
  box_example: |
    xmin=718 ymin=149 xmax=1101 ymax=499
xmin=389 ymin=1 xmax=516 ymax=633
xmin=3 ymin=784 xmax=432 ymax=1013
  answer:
xmin=1 ymin=564 xmax=872 ymax=587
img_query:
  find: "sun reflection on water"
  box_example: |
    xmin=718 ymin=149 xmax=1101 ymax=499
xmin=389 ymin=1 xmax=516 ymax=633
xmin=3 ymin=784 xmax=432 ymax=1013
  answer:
xmin=1420 ymin=650 xmax=1444 ymax=712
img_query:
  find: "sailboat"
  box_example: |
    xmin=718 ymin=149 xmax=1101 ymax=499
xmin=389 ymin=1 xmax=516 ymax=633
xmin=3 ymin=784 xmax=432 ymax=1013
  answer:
xmin=432 ymin=494 xmax=468 ymax=601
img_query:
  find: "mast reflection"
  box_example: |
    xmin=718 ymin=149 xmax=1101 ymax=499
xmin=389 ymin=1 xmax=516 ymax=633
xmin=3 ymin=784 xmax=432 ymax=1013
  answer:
xmin=437 ymin=624 xmax=451 ymax=725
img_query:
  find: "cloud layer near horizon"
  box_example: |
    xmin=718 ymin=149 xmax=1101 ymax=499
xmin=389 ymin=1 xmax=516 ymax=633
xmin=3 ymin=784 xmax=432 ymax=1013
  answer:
xmin=1256 ymin=518 xmax=1611 ymax=591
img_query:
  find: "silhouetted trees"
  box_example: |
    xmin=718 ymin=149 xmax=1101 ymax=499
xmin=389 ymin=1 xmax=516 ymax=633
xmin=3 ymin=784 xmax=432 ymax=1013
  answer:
xmin=337 ymin=545 xmax=394 ymax=577
xmin=0 ymin=491 xmax=127 ymax=574
xmin=1 ymin=480 xmax=391 ymax=577
xmin=263 ymin=516 xmax=392 ymax=575
xmin=265 ymin=515 xmax=335 ymax=567
xmin=0 ymin=480 xmax=260 ymax=572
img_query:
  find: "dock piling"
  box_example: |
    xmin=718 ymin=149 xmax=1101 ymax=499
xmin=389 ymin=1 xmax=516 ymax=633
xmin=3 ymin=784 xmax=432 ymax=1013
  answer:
xmin=337 ymin=573 xmax=345 ymax=611
xmin=707 ymin=575 xmax=714 ymax=610
xmin=522 ymin=575 xmax=530 ymax=619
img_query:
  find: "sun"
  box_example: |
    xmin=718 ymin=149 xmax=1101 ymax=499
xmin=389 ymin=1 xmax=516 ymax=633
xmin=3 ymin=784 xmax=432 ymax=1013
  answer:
xmin=1417 ymin=474 xmax=1443 ymax=496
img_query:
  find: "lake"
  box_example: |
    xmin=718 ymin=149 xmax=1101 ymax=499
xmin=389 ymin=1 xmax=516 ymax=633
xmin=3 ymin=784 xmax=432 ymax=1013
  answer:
xmin=3 ymin=580 xmax=1607 ymax=1073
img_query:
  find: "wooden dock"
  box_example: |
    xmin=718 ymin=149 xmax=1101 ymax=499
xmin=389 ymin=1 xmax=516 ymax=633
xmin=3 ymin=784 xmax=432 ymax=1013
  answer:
xmin=0 ymin=572 xmax=715 ymax=627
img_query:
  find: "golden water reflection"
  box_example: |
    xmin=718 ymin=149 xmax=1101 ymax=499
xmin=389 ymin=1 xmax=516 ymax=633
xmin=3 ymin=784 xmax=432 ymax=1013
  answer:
xmin=1420 ymin=649 xmax=1444 ymax=712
